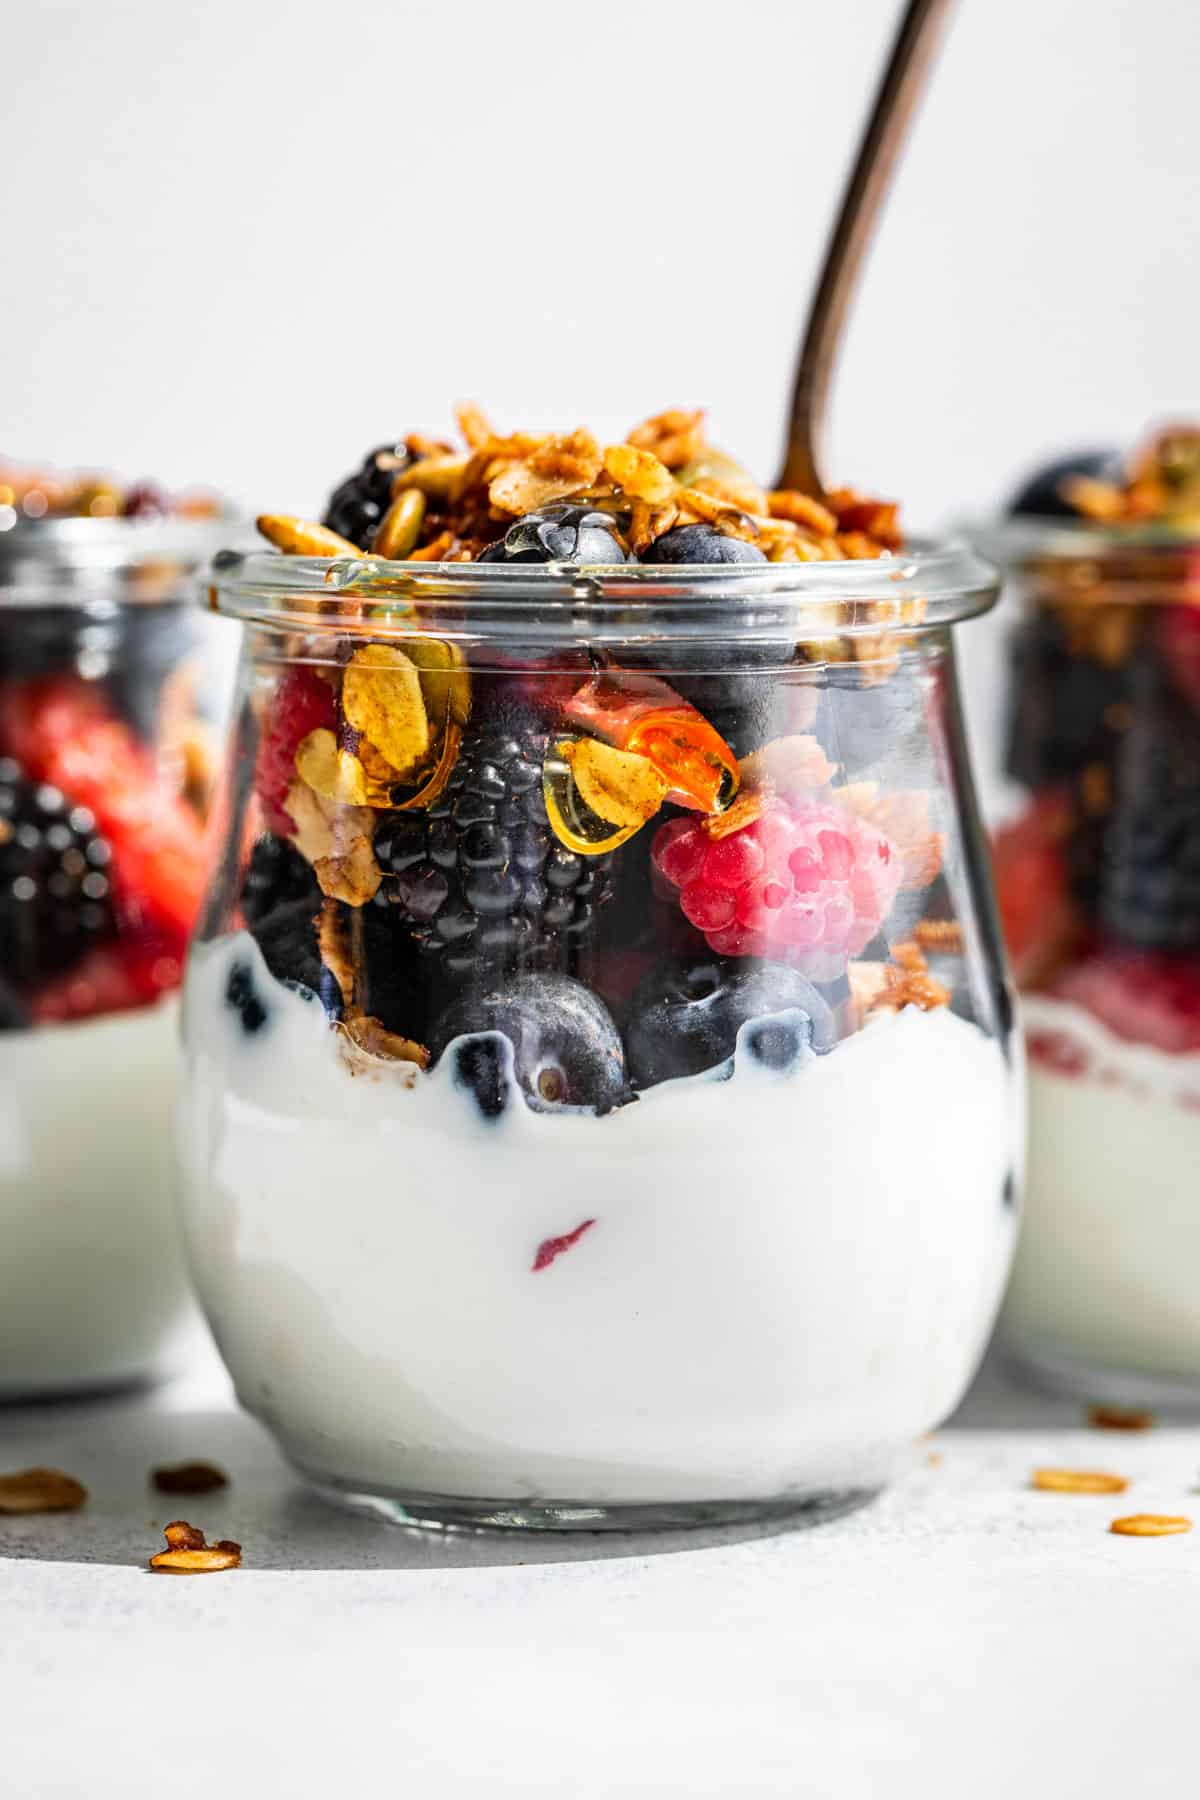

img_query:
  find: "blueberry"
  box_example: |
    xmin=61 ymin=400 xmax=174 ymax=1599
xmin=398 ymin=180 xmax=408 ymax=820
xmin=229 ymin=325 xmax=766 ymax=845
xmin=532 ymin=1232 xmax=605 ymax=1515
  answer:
xmin=241 ymin=835 xmax=321 ymax=929
xmin=643 ymin=524 xmax=767 ymax=565
xmin=478 ymin=504 xmax=631 ymax=566
xmin=1007 ymin=450 xmax=1122 ymax=519
xmin=626 ymin=961 xmax=835 ymax=1089
xmin=453 ymin=1038 xmax=509 ymax=1121
xmin=429 ymin=974 xmax=630 ymax=1114
xmin=742 ymin=1015 xmax=811 ymax=1072
xmin=225 ymin=958 xmax=270 ymax=1035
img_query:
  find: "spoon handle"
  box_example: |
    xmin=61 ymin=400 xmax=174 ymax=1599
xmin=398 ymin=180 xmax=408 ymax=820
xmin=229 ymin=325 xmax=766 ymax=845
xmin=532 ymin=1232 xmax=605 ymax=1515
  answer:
xmin=777 ymin=0 xmax=956 ymax=495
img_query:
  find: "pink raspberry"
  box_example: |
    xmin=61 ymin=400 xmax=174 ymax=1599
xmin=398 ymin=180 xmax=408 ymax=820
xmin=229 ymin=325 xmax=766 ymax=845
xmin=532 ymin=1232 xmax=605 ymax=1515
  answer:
xmin=253 ymin=667 xmax=337 ymax=836
xmin=651 ymin=798 xmax=903 ymax=980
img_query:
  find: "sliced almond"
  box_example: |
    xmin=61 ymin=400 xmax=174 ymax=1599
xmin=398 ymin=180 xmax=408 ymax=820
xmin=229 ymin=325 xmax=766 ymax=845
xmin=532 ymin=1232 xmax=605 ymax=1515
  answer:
xmin=342 ymin=644 xmax=431 ymax=777
xmin=149 ymin=1520 xmax=241 ymax=1573
xmin=313 ymin=833 xmax=382 ymax=906
xmin=559 ymin=738 xmax=669 ymax=831
xmin=603 ymin=443 xmax=676 ymax=505
xmin=295 ymin=729 xmax=370 ymax=808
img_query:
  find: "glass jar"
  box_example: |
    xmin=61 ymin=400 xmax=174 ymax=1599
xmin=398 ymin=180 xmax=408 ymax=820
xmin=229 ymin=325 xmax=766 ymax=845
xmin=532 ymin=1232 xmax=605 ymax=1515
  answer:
xmin=181 ymin=541 xmax=1018 ymax=1530
xmin=987 ymin=521 xmax=1200 ymax=1405
xmin=0 ymin=514 xmax=235 ymax=1396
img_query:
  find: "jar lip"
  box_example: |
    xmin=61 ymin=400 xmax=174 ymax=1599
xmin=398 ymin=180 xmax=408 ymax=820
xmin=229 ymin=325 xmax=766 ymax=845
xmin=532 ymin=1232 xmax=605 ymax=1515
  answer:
xmin=208 ymin=536 xmax=999 ymax=643
xmin=972 ymin=514 xmax=1200 ymax=568
xmin=0 ymin=513 xmax=246 ymax=607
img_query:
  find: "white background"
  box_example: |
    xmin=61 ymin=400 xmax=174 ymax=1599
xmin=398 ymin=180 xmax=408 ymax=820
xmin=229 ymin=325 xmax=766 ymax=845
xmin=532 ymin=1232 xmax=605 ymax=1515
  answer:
xmin=2 ymin=0 xmax=1197 ymax=527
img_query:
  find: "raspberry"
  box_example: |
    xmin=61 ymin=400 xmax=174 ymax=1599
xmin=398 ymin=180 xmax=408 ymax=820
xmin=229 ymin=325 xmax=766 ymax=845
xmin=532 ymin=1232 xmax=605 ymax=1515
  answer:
xmin=990 ymin=792 xmax=1077 ymax=984
xmin=254 ymin=667 xmax=336 ymax=836
xmin=651 ymin=798 xmax=902 ymax=980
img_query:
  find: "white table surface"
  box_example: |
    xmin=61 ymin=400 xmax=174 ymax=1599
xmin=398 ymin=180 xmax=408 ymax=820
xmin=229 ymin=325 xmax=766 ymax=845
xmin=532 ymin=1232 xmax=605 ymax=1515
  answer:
xmin=3 ymin=1334 xmax=1197 ymax=1799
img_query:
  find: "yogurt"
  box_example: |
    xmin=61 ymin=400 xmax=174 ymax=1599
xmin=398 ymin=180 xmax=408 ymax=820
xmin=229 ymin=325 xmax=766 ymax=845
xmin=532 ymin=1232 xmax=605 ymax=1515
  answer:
xmin=0 ymin=1002 xmax=193 ymax=1397
xmin=1003 ymin=995 xmax=1200 ymax=1399
xmin=178 ymin=932 xmax=1016 ymax=1512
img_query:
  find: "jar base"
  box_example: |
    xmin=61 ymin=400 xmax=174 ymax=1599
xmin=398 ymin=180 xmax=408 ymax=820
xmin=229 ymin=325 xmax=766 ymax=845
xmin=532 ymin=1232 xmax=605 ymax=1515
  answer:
xmin=1004 ymin=1338 xmax=1200 ymax=1417
xmin=300 ymin=1471 xmax=882 ymax=1534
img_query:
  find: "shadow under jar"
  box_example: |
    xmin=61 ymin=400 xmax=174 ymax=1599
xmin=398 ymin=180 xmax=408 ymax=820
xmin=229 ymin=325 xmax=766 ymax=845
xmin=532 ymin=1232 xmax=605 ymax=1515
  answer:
xmin=0 ymin=515 xmax=234 ymax=1397
xmin=988 ymin=522 xmax=1200 ymax=1408
xmin=181 ymin=543 xmax=1018 ymax=1530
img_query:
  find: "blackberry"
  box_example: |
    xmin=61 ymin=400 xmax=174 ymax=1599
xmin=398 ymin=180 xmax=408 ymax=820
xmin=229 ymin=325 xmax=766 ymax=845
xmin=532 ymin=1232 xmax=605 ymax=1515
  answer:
xmin=373 ymin=732 xmax=612 ymax=980
xmin=1098 ymin=670 xmax=1200 ymax=951
xmin=322 ymin=443 xmax=410 ymax=550
xmin=0 ymin=757 xmax=115 ymax=988
xmin=241 ymin=833 xmax=321 ymax=928
xmin=1004 ymin=607 xmax=1131 ymax=790
xmin=1007 ymin=450 xmax=1122 ymax=519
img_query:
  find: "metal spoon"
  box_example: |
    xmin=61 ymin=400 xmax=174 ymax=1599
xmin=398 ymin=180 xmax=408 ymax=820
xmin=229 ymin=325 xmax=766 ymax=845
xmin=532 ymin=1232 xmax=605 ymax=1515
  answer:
xmin=777 ymin=0 xmax=956 ymax=497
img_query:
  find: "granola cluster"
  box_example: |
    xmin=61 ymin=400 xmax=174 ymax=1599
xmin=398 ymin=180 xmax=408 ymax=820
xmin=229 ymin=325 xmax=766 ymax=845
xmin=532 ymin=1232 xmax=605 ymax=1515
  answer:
xmin=259 ymin=404 xmax=901 ymax=564
xmin=1061 ymin=424 xmax=1200 ymax=531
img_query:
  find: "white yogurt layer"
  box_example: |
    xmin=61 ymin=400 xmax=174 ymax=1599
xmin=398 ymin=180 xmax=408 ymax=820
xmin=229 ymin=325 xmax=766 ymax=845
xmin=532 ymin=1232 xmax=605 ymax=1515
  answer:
xmin=0 ymin=1000 xmax=193 ymax=1397
xmin=178 ymin=932 xmax=1016 ymax=1505
xmin=1003 ymin=994 xmax=1200 ymax=1390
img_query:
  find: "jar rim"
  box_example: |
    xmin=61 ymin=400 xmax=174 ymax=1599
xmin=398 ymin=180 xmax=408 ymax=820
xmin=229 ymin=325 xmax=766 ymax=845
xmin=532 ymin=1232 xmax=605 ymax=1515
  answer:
xmin=973 ymin=514 xmax=1200 ymax=567
xmin=208 ymin=536 xmax=998 ymax=645
xmin=0 ymin=514 xmax=245 ymax=608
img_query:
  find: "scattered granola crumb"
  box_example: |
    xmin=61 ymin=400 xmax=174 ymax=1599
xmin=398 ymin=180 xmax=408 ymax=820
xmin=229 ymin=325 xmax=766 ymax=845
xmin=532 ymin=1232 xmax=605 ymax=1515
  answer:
xmin=1088 ymin=1405 xmax=1156 ymax=1432
xmin=1032 ymin=1467 xmax=1129 ymax=1495
xmin=1109 ymin=1513 xmax=1192 ymax=1537
xmin=149 ymin=1520 xmax=242 ymax=1572
xmin=151 ymin=1462 xmax=229 ymax=1496
xmin=0 ymin=1467 xmax=88 ymax=1514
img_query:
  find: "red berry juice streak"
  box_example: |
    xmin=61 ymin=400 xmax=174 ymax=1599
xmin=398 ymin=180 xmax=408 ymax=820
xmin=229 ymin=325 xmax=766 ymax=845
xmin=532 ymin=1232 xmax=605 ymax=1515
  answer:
xmin=531 ymin=1218 xmax=596 ymax=1273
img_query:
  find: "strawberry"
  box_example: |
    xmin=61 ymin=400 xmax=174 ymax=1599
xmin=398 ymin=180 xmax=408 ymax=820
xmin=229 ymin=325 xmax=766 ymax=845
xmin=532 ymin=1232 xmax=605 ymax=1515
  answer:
xmin=0 ymin=675 xmax=209 ymax=938
xmin=1048 ymin=948 xmax=1200 ymax=1055
xmin=253 ymin=666 xmax=337 ymax=836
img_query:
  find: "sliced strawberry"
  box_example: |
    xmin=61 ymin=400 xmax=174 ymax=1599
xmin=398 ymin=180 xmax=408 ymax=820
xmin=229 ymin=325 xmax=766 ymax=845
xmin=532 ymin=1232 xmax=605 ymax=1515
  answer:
xmin=253 ymin=666 xmax=337 ymax=835
xmin=0 ymin=675 xmax=209 ymax=937
xmin=989 ymin=792 xmax=1078 ymax=985
xmin=1049 ymin=949 xmax=1200 ymax=1055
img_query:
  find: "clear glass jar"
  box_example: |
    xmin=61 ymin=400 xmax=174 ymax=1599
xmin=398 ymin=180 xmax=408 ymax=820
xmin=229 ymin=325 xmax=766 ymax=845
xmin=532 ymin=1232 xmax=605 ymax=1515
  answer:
xmin=986 ymin=520 xmax=1200 ymax=1405
xmin=0 ymin=515 xmax=235 ymax=1396
xmin=181 ymin=542 xmax=1018 ymax=1529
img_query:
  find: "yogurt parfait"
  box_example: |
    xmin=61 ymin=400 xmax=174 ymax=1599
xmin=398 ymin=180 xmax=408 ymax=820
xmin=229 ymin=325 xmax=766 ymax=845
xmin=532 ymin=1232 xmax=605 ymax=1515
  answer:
xmin=181 ymin=408 xmax=1018 ymax=1528
xmin=989 ymin=426 xmax=1200 ymax=1404
xmin=0 ymin=461 xmax=230 ymax=1396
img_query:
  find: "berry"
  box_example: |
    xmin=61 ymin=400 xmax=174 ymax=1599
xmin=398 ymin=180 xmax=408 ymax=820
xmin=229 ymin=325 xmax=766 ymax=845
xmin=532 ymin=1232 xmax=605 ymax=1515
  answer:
xmin=253 ymin=667 xmax=336 ymax=837
xmin=651 ymin=798 xmax=902 ymax=981
xmin=1048 ymin=948 xmax=1200 ymax=1055
xmin=643 ymin=524 xmax=766 ymax=565
xmin=0 ymin=755 xmax=115 ymax=987
xmin=241 ymin=833 xmax=321 ymax=928
xmin=374 ymin=732 xmax=611 ymax=979
xmin=477 ymin=504 xmax=630 ymax=565
xmin=122 ymin=482 xmax=170 ymax=519
xmin=625 ymin=960 xmax=834 ymax=1089
xmin=1007 ymin=450 xmax=1122 ymax=519
xmin=990 ymin=793 xmax=1077 ymax=985
xmin=322 ymin=444 xmax=409 ymax=550
xmin=1099 ymin=677 xmax=1200 ymax=951
xmin=1004 ymin=608 xmax=1131 ymax=790
xmin=225 ymin=957 xmax=269 ymax=1035
xmin=428 ymin=974 xmax=629 ymax=1115
xmin=0 ymin=676 xmax=209 ymax=938
xmin=248 ymin=897 xmax=342 ymax=1018
xmin=30 ymin=934 xmax=183 ymax=1025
